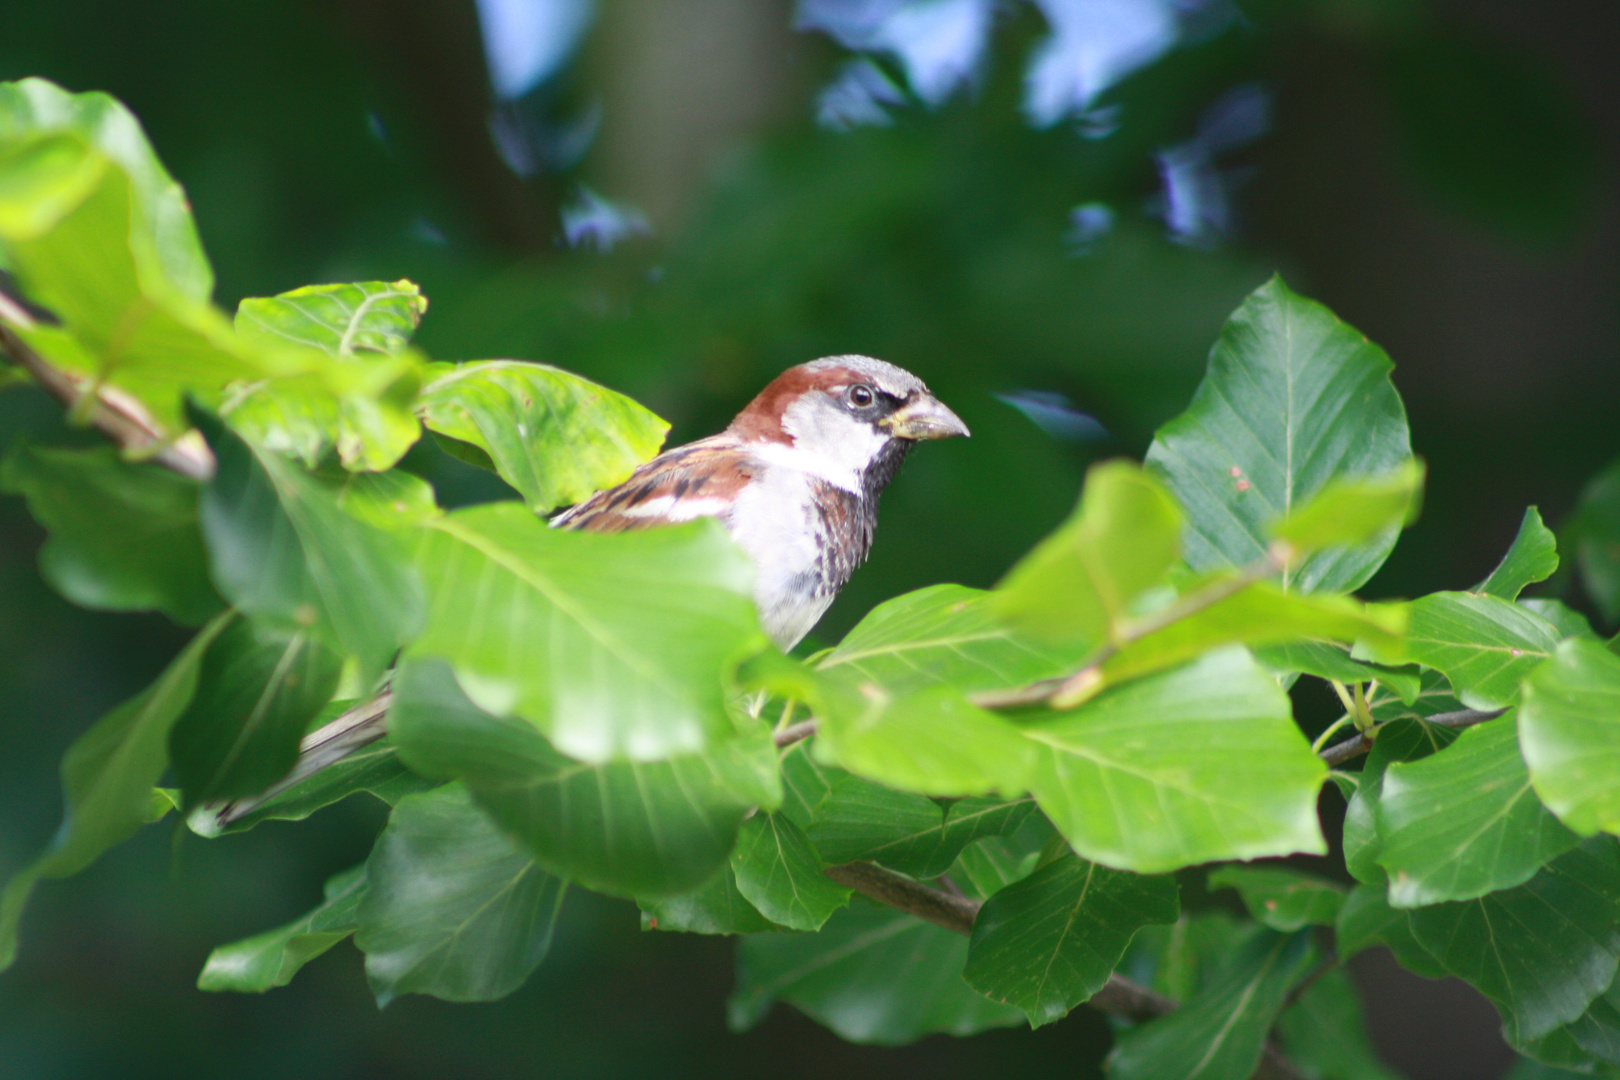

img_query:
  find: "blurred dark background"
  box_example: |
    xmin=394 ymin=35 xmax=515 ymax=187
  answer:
xmin=2 ymin=1 xmax=1617 ymax=1077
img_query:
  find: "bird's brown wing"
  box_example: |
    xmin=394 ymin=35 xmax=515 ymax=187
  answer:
xmin=550 ymin=434 xmax=756 ymax=533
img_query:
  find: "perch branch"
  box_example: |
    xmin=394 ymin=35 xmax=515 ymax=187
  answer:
xmin=1317 ymin=707 xmax=1506 ymax=767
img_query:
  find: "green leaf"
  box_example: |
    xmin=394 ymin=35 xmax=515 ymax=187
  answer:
xmin=0 ymin=611 xmax=230 ymax=970
xmin=354 ymin=783 xmax=567 ymax=1006
xmin=388 ymin=659 xmax=776 ymax=897
xmin=1109 ymin=927 xmax=1317 ymax=1080
xmin=1480 ymin=508 xmax=1561 ymax=600
xmin=410 ymin=503 xmax=760 ymax=763
xmin=1521 ymin=638 xmax=1620 ymax=838
xmin=1277 ymin=967 xmax=1403 ymax=1080
xmin=415 ymin=360 xmax=669 ymax=514
xmin=1571 ymin=458 xmax=1620 ymax=624
xmin=0 ymin=442 xmax=222 ymax=623
xmin=194 ymin=409 xmax=424 ymax=677
xmin=1024 ymin=648 xmax=1328 ymax=873
xmin=806 ymin=774 xmax=1035 ymax=878
xmin=0 ymin=78 xmax=212 ymax=300
xmin=236 ymin=280 xmax=427 ymax=357
xmin=728 ymin=900 xmax=1024 ymax=1043
xmin=195 ymin=734 xmax=435 ymax=836
xmin=1521 ymin=599 xmax=1597 ymax=642
xmin=197 ymin=865 xmax=366 ymax=993
xmin=810 ymin=679 xmax=1037 ymax=797
xmin=1375 ymin=713 xmax=1579 ymax=906
xmin=730 ymin=812 xmax=852 ymax=931
xmin=1408 ymin=838 xmax=1620 ymax=1044
xmin=1146 ymin=276 xmax=1412 ymax=594
xmin=991 ymin=459 xmax=1183 ymax=649
xmin=1342 ymin=716 xmax=1461 ymax=886
xmin=1269 ymin=459 xmax=1424 ymax=559
xmin=778 ymin=739 xmax=843 ymax=828
xmin=1335 ymin=883 xmax=1445 ymax=977
xmin=1099 ymin=582 xmax=1407 ymax=690
xmin=1207 ymin=866 xmax=1346 ymax=931
xmin=1253 ymin=641 xmax=1421 ymax=703
xmin=1404 ymin=592 xmax=1561 ymax=709
xmin=951 ymin=824 xmax=1053 ymax=899
xmin=168 ymin=619 xmax=343 ymax=808
xmin=963 ymin=855 xmax=1179 ymax=1026
xmin=639 ymin=865 xmax=777 ymax=935
xmin=816 ymin=583 xmax=1079 ymax=695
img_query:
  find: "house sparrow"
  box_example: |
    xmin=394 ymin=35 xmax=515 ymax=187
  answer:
xmin=553 ymin=354 xmax=969 ymax=648
xmin=207 ymin=356 xmax=965 ymax=827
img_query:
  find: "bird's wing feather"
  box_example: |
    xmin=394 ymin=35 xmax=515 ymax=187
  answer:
xmin=550 ymin=434 xmax=756 ymax=533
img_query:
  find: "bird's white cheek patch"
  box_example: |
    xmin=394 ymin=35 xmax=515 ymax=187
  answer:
xmin=771 ymin=396 xmax=891 ymax=494
xmin=620 ymin=495 xmax=730 ymax=521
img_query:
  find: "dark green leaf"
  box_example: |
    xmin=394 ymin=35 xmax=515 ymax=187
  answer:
xmin=410 ymin=504 xmax=760 ymax=763
xmin=1520 ymin=599 xmax=1597 ymax=642
xmin=355 ymin=783 xmax=567 ymax=1006
xmin=1146 ymin=276 xmax=1412 ymax=594
xmin=194 ymin=408 xmax=423 ymax=677
xmin=817 ymin=583 xmax=1078 ymax=695
xmin=1335 ymin=883 xmax=1444 ymax=977
xmin=1207 ymin=866 xmax=1346 ymax=931
xmin=1375 ymin=713 xmax=1578 ymax=906
xmin=1121 ymin=912 xmax=1250 ymax=1002
xmin=1277 ymin=967 xmax=1402 ymax=1080
xmin=0 ymin=612 xmax=230 ymax=970
xmin=1571 ymin=458 xmax=1620 ymax=624
xmin=1521 ymin=638 xmax=1620 ymax=838
xmin=388 ymin=659 xmax=777 ymax=897
xmin=1404 ymin=591 xmax=1561 ymax=709
xmin=806 ymin=774 xmax=1034 ymax=878
xmin=1025 ymin=648 xmax=1327 ymax=873
xmin=0 ymin=442 xmax=222 ymax=623
xmin=778 ymin=739 xmax=843 ymax=828
xmin=1343 ymin=716 xmax=1460 ymax=885
xmin=168 ymin=619 xmax=342 ymax=808
xmin=951 ymin=826 xmax=1051 ymax=899
xmin=1408 ymin=838 xmax=1620 ymax=1044
xmin=415 ymin=360 xmax=668 ymax=514
xmin=639 ymin=865 xmax=776 ymax=936
xmin=1109 ymin=927 xmax=1317 ymax=1080
xmin=964 ymin=855 xmax=1178 ymax=1026
xmin=197 ymin=865 xmax=365 ymax=993
xmin=991 ymin=459 xmax=1182 ymax=650
xmin=728 ymin=900 xmax=1023 ymax=1044
xmin=730 ymin=812 xmax=852 ymax=931
xmin=1480 ymin=508 xmax=1561 ymax=600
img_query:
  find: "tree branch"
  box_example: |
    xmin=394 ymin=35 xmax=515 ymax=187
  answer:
xmin=0 ymin=290 xmax=215 ymax=480
xmin=1318 ymin=707 xmax=1506 ymax=767
xmin=773 ymin=719 xmax=818 ymax=749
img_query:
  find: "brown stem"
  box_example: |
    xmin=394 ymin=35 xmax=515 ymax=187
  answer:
xmin=773 ymin=719 xmax=818 ymax=749
xmin=0 ymin=292 xmax=215 ymax=480
xmin=1319 ymin=707 xmax=1506 ymax=767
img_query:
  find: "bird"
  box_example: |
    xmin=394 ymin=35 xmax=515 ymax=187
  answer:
xmin=552 ymin=354 xmax=970 ymax=648
xmin=205 ymin=355 xmax=966 ymax=828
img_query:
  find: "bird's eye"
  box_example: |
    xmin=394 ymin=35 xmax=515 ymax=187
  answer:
xmin=849 ymin=385 xmax=875 ymax=407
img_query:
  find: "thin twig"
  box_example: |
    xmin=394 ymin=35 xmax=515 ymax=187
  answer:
xmin=1317 ymin=707 xmax=1506 ymax=767
xmin=0 ymin=290 xmax=215 ymax=480
xmin=773 ymin=719 xmax=818 ymax=749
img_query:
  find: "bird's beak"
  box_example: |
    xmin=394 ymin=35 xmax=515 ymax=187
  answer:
xmin=881 ymin=394 xmax=971 ymax=441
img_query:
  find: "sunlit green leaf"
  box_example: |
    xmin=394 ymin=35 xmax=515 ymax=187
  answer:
xmin=410 ymin=504 xmax=760 ymax=763
xmin=1480 ymin=508 xmax=1560 ymax=601
xmin=1146 ymin=276 xmax=1412 ymax=594
xmin=1270 ymin=459 xmax=1424 ymax=559
xmin=0 ymin=612 xmax=230 ymax=970
xmin=730 ymin=812 xmax=852 ymax=931
xmin=991 ymin=459 xmax=1182 ymax=649
xmin=1109 ymin=927 xmax=1317 ymax=1080
xmin=355 ymin=783 xmax=566 ymax=1006
xmin=1207 ymin=865 xmax=1346 ymax=931
xmin=964 ymin=855 xmax=1178 ymax=1026
xmin=1253 ymin=640 xmax=1421 ymax=703
xmin=0 ymin=442 xmax=222 ymax=623
xmin=236 ymin=280 xmax=427 ymax=357
xmin=729 ymin=900 xmax=1023 ymax=1044
xmin=1521 ymin=638 xmax=1620 ymax=837
xmin=1408 ymin=838 xmax=1620 ymax=1044
xmin=1404 ymin=591 xmax=1561 ymax=709
xmin=1376 ymin=714 xmax=1579 ymax=906
xmin=1025 ymin=648 xmax=1327 ymax=873
xmin=388 ymin=659 xmax=776 ymax=897
xmin=415 ymin=360 xmax=668 ymax=513
xmin=168 ymin=618 xmax=343 ymax=808
xmin=197 ymin=865 xmax=365 ymax=993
